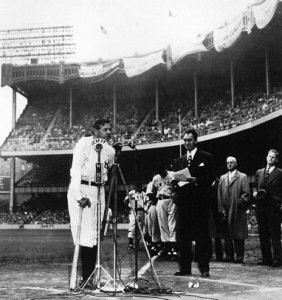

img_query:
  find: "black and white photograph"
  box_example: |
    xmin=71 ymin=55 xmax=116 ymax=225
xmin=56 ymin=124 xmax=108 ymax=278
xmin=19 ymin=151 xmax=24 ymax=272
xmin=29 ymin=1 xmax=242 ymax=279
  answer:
xmin=0 ymin=0 xmax=282 ymax=299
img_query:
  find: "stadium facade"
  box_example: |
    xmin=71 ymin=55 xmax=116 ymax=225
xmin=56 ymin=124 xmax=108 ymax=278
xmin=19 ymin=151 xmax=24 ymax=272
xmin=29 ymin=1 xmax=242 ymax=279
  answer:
xmin=0 ymin=0 xmax=282 ymax=213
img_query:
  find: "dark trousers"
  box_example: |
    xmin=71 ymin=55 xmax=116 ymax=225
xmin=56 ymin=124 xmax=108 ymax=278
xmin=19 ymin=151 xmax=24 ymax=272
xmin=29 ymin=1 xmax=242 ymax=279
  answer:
xmin=179 ymin=239 xmax=210 ymax=273
xmin=257 ymin=204 xmax=282 ymax=263
xmin=81 ymin=246 xmax=97 ymax=281
xmin=224 ymin=238 xmax=245 ymax=261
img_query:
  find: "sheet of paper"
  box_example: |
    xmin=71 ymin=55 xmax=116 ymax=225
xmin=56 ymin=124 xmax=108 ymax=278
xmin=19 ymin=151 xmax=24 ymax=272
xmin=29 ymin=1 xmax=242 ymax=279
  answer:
xmin=172 ymin=167 xmax=191 ymax=181
xmin=178 ymin=181 xmax=189 ymax=187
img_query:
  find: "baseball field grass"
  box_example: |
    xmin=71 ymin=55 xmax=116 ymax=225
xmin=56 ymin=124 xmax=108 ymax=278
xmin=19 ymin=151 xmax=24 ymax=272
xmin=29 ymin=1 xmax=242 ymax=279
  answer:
xmin=1 ymin=230 xmax=282 ymax=300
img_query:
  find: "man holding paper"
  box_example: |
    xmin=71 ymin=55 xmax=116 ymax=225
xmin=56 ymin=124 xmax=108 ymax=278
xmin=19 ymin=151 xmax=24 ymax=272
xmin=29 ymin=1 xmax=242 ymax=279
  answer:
xmin=173 ymin=129 xmax=215 ymax=278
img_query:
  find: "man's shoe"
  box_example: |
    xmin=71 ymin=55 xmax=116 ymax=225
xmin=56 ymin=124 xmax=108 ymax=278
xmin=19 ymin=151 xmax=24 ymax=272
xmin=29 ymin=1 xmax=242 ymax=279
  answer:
xmin=257 ymin=260 xmax=272 ymax=266
xmin=174 ymin=271 xmax=191 ymax=276
xmin=223 ymin=258 xmax=234 ymax=263
xmin=201 ymin=272 xmax=210 ymax=278
xmin=171 ymin=251 xmax=179 ymax=262
xmin=166 ymin=250 xmax=172 ymax=260
xmin=272 ymin=261 xmax=281 ymax=267
xmin=149 ymin=246 xmax=157 ymax=256
xmin=216 ymin=257 xmax=224 ymax=262
xmin=235 ymin=259 xmax=244 ymax=263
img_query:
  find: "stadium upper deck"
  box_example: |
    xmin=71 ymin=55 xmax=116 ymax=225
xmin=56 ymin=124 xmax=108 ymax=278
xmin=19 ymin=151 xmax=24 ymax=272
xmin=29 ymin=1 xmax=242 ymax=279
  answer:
xmin=1 ymin=0 xmax=282 ymax=157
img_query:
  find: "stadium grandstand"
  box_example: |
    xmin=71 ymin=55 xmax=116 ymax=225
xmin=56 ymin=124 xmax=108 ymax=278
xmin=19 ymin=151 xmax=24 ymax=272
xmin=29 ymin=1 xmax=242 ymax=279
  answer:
xmin=0 ymin=0 xmax=282 ymax=225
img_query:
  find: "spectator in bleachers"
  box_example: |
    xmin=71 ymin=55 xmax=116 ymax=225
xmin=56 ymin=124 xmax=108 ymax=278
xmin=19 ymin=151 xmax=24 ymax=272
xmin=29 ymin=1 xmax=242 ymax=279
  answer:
xmin=2 ymin=85 xmax=282 ymax=150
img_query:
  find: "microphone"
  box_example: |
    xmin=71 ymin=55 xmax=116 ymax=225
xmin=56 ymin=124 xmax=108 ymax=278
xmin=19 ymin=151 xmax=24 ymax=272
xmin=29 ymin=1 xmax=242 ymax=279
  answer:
xmin=95 ymin=143 xmax=103 ymax=183
xmin=95 ymin=143 xmax=103 ymax=152
xmin=113 ymin=142 xmax=122 ymax=152
xmin=128 ymin=140 xmax=136 ymax=150
xmin=113 ymin=142 xmax=122 ymax=163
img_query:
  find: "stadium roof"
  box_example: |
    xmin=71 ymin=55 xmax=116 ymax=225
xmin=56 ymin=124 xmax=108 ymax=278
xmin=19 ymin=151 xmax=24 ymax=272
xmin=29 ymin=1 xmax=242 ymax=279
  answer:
xmin=1 ymin=0 xmax=282 ymax=98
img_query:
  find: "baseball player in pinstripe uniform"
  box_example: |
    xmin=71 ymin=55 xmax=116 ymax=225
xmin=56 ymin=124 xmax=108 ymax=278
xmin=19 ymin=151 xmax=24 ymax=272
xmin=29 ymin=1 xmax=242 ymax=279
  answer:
xmin=150 ymin=163 xmax=178 ymax=261
xmin=68 ymin=119 xmax=115 ymax=287
xmin=124 ymin=182 xmax=146 ymax=249
xmin=144 ymin=181 xmax=161 ymax=256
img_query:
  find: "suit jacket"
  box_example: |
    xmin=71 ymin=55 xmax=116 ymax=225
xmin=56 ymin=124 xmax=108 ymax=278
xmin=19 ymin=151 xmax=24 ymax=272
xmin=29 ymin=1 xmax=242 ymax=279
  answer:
xmin=218 ymin=170 xmax=250 ymax=239
xmin=253 ymin=166 xmax=282 ymax=206
xmin=174 ymin=149 xmax=215 ymax=240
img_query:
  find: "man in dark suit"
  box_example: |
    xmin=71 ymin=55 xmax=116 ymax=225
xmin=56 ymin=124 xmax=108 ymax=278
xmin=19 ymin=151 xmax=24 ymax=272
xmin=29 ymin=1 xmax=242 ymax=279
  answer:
xmin=253 ymin=149 xmax=282 ymax=267
xmin=173 ymin=129 xmax=215 ymax=277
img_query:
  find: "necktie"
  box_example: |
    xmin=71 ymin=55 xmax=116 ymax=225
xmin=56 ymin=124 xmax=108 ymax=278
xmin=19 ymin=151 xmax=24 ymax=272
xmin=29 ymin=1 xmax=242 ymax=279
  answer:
xmin=187 ymin=154 xmax=192 ymax=167
xmin=265 ymin=167 xmax=270 ymax=180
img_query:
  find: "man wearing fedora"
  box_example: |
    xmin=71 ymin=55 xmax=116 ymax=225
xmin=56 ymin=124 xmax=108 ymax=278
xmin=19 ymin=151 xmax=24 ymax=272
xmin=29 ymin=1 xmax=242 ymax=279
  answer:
xmin=253 ymin=149 xmax=282 ymax=267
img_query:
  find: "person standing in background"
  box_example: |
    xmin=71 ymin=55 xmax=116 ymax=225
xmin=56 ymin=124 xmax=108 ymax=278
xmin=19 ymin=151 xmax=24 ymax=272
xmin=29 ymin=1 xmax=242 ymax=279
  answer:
xmin=124 ymin=182 xmax=146 ymax=250
xmin=150 ymin=162 xmax=178 ymax=261
xmin=144 ymin=181 xmax=161 ymax=256
xmin=253 ymin=149 xmax=282 ymax=267
xmin=218 ymin=156 xmax=250 ymax=263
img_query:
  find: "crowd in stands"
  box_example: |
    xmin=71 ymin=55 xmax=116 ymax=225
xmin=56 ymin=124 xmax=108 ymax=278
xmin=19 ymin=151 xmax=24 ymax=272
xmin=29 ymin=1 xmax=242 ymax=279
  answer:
xmin=136 ymin=99 xmax=191 ymax=144
xmin=43 ymin=102 xmax=109 ymax=150
xmin=3 ymin=100 xmax=57 ymax=151
xmin=1 ymin=85 xmax=282 ymax=151
xmin=139 ymin=86 xmax=282 ymax=144
xmin=0 ymin=209 xmax=128 ymax=225
xmin=0 ymin=202 xmax=256 ymax=227
xmin=180 ymin=86 xmax=282 ymax=137
xmin=0 ymin=210 xmax=70 ymax=225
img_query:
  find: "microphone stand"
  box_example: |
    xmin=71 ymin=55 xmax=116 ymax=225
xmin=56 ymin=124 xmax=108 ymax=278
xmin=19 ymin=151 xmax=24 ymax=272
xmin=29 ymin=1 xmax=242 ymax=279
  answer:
xmin=125 ymin=142 xmax=161 ymax=291
xmin=133 ymin=146 xmax=139 ymax=288
xmin=82 ymin=143 xmax=117 ymax=292
xmin=102 ymin=142 xmax=162 ymax=293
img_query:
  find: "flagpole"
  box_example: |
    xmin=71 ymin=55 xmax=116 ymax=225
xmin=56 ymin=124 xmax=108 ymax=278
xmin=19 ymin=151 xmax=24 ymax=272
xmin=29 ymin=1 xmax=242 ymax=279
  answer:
xmin=178 ymin=109 xmax=182 ymax=157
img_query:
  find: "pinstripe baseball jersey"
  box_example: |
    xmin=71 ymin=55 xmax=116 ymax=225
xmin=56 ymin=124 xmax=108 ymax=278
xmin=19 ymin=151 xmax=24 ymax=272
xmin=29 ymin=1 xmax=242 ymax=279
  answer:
xmin=151 ymin=171 xmax=177 ymax=242
xmin=68 ymin=136 xmax=115 ymax=247
xmin=125 ymin=190 xmax=146 ymax=210
xmin=151 ymin=171 xmax=174 ymax=198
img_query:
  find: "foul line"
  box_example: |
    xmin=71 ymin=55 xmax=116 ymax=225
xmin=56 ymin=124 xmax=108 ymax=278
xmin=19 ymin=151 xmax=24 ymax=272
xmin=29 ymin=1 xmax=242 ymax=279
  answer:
xmin=183 ymin=277 xmax=282 ymax=289
xmin=0 ymin=287 xmax=64 ymax=292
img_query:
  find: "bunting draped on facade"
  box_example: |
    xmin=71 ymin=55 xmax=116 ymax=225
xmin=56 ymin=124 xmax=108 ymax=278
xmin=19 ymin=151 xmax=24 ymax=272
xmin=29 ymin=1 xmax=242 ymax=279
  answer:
xmin=252 ymin=0 xmax=279 ymax=29
xmin=170 ymin=35 xmax=208 ymax=65
xmin=122 ymin=50 xmax=165 ymax=78
xmin=79 ymin=59 xmax=120 ymax=82
xmin=214 ymin=14 xmax=244 ymax=52
xmin=2 ymin=1 xmax=282 ymax=88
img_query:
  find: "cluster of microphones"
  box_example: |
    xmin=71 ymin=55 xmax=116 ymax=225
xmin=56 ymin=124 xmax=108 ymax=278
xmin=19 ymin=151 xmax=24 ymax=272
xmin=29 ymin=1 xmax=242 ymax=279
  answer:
xmin=113 ymin=140 xmax=136 ymax=152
